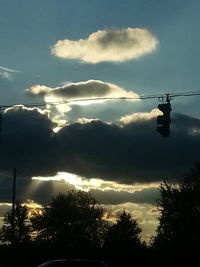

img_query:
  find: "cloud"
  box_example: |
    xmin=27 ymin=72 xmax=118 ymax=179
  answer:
xmin=26 ymin=80 xmax=140 ymax=118
xmin=27 ymin=85 xmax=51 ymax=95
xmin=0 ymin=106 xmax=200 ymax=188
xmin=0 ymin=66 xmax=22 ymax=73
xmin=0 ymin=66 xmax=22 ymax=80
xmin=120 ymin=109 xmax=161 ymax=124
xmin=51 ymin=28 xmax=158 ymax=63
xmin=27 ymin=80 xmax=140 ymax=100
xmin=25 ymin=179 xmax=159 ymax=206
xmin=0 ymin=71 xmax=10 ymax=79
xmin=76 ymin=118 xmax=100 ymax=124
xmin=0 ymin=169 xmax=159 ymax=206
xmin=90 ymin=187 xmax=159 ymax=205
xmin=0 ymin=176 xmax=158 ymax=243
xmin=31 ymin=172 xmax=160 ymax=205
xmin=0 ymin=105 xmax=55 ymax=176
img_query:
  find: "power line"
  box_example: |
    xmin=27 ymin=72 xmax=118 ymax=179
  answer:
xmin=1 ymin=90 xmax=200 ymax=109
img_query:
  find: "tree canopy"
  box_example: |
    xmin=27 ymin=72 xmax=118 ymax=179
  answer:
xmin=0 ymin=201 xmax=31 ymax=245
xmin=31 ymin=190 xmax=107 ymax=250
xmin=103 ymin=210 xmax=144 ymax=265
xmin=152 ymin=164 xmax=200 ymax=263
xmin=104 ymin=210 xmax=142 ymax=249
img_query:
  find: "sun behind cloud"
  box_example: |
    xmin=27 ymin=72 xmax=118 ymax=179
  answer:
xmin=26 ymin=80 xmax=140 ymax=118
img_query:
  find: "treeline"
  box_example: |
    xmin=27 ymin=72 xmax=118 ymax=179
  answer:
xmin=1 ymin=165 xmax=200 ymax=266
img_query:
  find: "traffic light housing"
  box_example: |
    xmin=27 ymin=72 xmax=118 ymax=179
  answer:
xmin=157 ymin=103 xmax=171 ymax=137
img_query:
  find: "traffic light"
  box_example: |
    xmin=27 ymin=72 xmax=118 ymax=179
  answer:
xmin=157 ymin=103 xmax=171 ymax=137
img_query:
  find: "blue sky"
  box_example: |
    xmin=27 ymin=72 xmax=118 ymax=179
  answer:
xmin=1 ymin=0 xmax=200 ymax=112
xmin=1 ymin=0 xmax=200 ymax=241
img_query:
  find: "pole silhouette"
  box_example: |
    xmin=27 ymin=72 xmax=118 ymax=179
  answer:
xmin=11 ymin=168 xmax=16 ymax=245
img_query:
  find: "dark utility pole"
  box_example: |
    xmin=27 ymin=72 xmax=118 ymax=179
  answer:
xmin=11 ymin=168 xmax=16 ymax=245
xmin=0 ymin=107 xmax=2 ymax=142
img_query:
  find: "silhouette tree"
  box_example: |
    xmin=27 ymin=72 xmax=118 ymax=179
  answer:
xmin=31 ymin=190 xmax=107 ymax=253
xmin=103 ymin=210 xmax=144 ymax=266
xmin=104 ymin=210 xmax=141 ymax=248
xmin=152 ymin=164 xmax=200 ymax=263
xmin=0 ymin=201 xmax=31 ymax=245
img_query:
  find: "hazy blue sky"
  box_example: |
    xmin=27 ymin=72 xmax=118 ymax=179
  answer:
xmin=1 ymin=0 xmax=200 ymax=113
xmin=1 ymin=0 xmax=200 ymax=241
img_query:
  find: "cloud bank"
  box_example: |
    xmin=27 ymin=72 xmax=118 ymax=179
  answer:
xmin=51 ymin=28 xmax=158 ymax=63
xmin=0 ymin=106 xmax=200 ymax=185
xmin=90 ymin=187 xmax=159 ymax=205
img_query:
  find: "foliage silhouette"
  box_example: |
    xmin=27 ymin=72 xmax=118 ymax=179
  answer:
xmin=0 ymin=201 xmax=31 ymax=245
xmin=31 ymin=190 xmax=107 ymax=254
xmin=103 ymin=210 xmax=142 ymax=248
xmin=152 ymin=164 xmax=200 ymax=265
xmin=103 ymin=210 xmax=146 ymax=266
xmin=6 ymin=177 xmax=200 ymax=266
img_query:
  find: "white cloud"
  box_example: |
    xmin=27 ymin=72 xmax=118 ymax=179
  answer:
xmin=120 ymin=109 xmax=161 ymax=124
xmin=0 ymin=65 xmax=22 ymax=80
xmin=51 ymin=28 xmax=158 ymax=63
xmin=5 ymin=104 xmax=50 ymax=117
xmin=0 ymin=71 xmax=10 ymax=79
xmin=76 ymin=118 xmax=100 ymax=124
xmin=0 ymin=66 xmax=22 ymax=73
xmin=27 ymin=85 xmax=51 ymax=95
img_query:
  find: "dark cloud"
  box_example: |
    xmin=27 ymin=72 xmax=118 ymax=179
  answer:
xmin=0 ymin=173 xmax=159 ymax=206
xmin=0 ymin=106 xmax=55 ymax=177
xmin=90 ymin=187 xmax=159 ymax=205
xmin=0 ymin=106 xmax=200 ymax=188
xmin=0 ymin=173 xmax=30 ymax=204
xmin=28 ymin=180 xmax=76 ymax=205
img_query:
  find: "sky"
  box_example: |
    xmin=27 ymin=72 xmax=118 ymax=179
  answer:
xmin=1 ymin=0 xmax=200 ymax=242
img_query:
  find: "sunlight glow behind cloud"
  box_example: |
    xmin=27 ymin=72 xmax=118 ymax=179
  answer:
xmin=27 ymin=80 xmax=140 ymax=101
xmin=32 ymin=172 xmax=160 ymax=193
xmin=26 ymin=80 xmax=140 ymax=119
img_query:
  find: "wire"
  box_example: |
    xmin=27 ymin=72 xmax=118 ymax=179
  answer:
xmin=1 ymin=90 xmax=200 ymax=109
